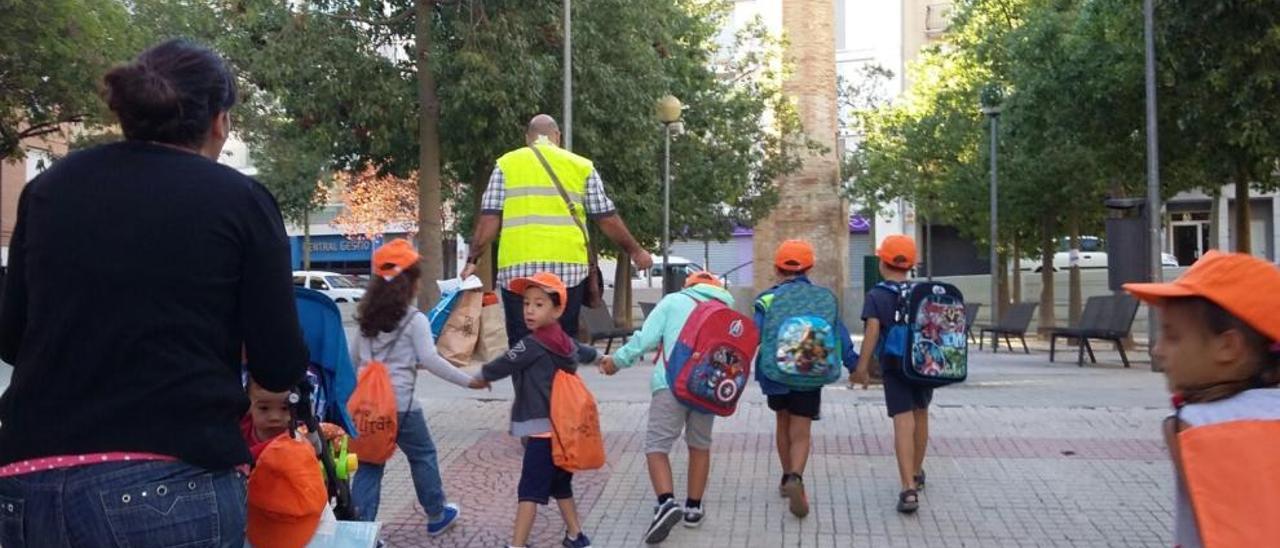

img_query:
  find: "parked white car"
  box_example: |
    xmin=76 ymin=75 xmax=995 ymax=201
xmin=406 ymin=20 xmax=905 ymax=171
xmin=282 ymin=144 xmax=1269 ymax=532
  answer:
xmin=292 ymin=271 xmax=366 ymax=303
xmin=600 ymin=255 xmax=727 ymax=290
xmin=1019 ymin=236 xmax=1179 ymax=272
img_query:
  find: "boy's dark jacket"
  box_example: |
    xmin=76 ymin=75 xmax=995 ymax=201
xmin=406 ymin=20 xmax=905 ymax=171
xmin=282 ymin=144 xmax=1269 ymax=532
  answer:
xmin=481 ymin=324 xmax=598 ymax=436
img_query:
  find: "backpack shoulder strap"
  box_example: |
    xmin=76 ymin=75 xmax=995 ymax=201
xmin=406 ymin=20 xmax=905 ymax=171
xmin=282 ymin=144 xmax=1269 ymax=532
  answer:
xmin=370 ymin=312 xmax=415 ymax=362
xmin=873 ymin=281 xmax=901 ymax=294
xmin=893 ymin=282 xmax=915 ymax=324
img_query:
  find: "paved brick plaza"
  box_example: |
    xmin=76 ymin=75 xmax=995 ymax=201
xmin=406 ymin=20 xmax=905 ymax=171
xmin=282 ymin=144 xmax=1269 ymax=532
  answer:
xmin=370 ymin=349 xmax=1174 ymax=547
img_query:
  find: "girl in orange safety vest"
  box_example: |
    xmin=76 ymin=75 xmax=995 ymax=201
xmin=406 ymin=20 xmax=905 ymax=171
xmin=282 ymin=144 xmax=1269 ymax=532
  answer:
xmin=1123 ymin=250 xmax=1280 ymax=548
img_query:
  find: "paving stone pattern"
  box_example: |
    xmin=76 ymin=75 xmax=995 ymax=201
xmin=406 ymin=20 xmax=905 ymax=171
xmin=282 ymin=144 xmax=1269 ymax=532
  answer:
xmin=370 ymin=393 xmax=1173 ymax=547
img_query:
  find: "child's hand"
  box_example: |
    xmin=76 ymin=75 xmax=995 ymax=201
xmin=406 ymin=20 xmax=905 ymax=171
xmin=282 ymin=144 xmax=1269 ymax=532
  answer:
xmin=469 ymin=376 xmax=491 ymax=390
xmin=599 ymin=356 xmax=619 ymax=376
xmin=849 ymin=368 xmax=870 ymax=389
xmin=319 ymin=422 xmax=348 ymax=442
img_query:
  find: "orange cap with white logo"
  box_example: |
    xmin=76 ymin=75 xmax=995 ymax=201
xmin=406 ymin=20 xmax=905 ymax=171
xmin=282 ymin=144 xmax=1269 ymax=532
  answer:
xmin=509 ymin=272 xmax=569 ymax=311
xmin=876 ymin=234 xmax=918 ymax=270
xmin=372 ymin=239 xmax=419 ymax=281
xmin=684 ymin=270 xmax=724 ymax=289
xmin=774 ymin=240 xmax=815 ymax=272
xmin=1123 ymin=250 xmax=1280 ymax=343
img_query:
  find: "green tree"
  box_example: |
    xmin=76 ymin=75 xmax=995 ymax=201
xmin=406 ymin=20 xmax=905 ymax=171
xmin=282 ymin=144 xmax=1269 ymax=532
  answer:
xmin=0 ymin=0 xmax=139 ymax=159
xmin=215 ymin=0 xmax=806 ymax=311
xmin=1157 ymin=0 xmax=1280 ymax=253
xmin=844 ymin=0 xmax=1148 ymax=326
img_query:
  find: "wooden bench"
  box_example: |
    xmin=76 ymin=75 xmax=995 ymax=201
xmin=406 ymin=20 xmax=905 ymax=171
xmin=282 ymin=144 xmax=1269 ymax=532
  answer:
xmin=977 ymin=302 xmax=1038 ymax=354
xmin=1047 ymin=294 xmax=1140 ymax=368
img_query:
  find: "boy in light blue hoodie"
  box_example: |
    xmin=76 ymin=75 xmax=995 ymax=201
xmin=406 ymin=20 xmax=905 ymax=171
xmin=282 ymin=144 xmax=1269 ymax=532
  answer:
xmin=600 ymin=271 xmax=731 ymax=544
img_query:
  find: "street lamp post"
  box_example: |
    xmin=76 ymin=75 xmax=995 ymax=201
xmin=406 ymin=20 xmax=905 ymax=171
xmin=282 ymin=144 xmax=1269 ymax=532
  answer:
xmin=1143 ymin=0 xmax=1162 ymax=369
xmin=982 ymin=104 xmax=1003 ymax=324
xmin=563 ymin=0 xmax=572 ymax=151
xmin=657 ymin=95 xmax=683 ymax=294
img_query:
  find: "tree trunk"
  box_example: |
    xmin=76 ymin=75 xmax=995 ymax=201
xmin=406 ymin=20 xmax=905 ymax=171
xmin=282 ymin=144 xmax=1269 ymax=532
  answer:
xmin=1068 ymin=215 xmax=1082 ymax=326
xmin=868 ymin=210 xmax=877 ymax=252
xmin=925 ymin=213 xmax=934 ymax=280
xmin=1037 ymin=220 xmax=1056 ymax=335
xmin=416 ymin=0 xmax=444 ymax=310
xmin=1234 ymin=173 xmax=1251 ymax=253
xmin=1011 ymin=235 xmax=1021 ymax=304
xmin=611 ymin=259 xmax=633 ymax=329
xmin=302 ymin=209 xmax=312 ymax=271
xmin=1208 ymin=186 xmax=1221 ymax=251
xmin=997 ymin=250 xmax=1010 ymax=313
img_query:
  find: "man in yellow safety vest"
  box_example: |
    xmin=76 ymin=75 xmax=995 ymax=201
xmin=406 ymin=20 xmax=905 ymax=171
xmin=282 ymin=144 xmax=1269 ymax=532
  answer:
xmin=462 ymin=114 xmax=653 ymax=346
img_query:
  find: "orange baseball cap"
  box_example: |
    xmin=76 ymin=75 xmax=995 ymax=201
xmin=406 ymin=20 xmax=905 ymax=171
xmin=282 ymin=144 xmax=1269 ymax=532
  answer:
xmin=372 ymin=239 xmax=419 ymax=281
xmin=1124 ymin=250 xmax=1280 ymax=343
xmin=247 ymin=435 xmax=328 ymax=548
xmin=775 ymin=239 xmax=815 ymax=272
xmin=509 ymin=272 xmax=568 ymax=310
xmin=684 ymin=270 xmax=723 ymax=289
xmin=877 ymin=234 xmax=917 ymax=270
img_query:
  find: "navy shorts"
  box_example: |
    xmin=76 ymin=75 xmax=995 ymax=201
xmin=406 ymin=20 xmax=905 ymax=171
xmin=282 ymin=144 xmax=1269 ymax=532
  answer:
xmin=766 ymin=389 xmax=822 ymax=420
xmin=517 ymin=437 xmax=574 ymax=505
xmin=881 ymin=362 xmax=933 ymax=417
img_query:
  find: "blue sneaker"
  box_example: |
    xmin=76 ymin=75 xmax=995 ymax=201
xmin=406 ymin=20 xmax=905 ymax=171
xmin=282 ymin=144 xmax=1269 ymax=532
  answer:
xmin=426 ymin=503 xmax=460 ymax=536
xmin=562 ymin=531 xmax=593 ymax=548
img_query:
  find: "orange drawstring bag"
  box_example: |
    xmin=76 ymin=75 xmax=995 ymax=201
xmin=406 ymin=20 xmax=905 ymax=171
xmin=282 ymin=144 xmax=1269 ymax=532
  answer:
xmin=549 ymin=369 xmax=606 ymax=472
xmin=345 ymin=362 xmax=399 ymax=464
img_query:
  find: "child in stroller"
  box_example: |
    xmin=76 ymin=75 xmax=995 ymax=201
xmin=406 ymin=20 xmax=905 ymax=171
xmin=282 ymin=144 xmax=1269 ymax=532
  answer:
xmin=242 ymin=374 xmax=368 ymax=548
xmin=243 ymin=287 xmax=364 ymax=521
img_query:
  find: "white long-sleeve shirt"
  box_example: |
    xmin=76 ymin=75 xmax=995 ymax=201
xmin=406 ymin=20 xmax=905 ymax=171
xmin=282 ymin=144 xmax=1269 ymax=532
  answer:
xmin=352 ymin=307 xmax=473 ymax=412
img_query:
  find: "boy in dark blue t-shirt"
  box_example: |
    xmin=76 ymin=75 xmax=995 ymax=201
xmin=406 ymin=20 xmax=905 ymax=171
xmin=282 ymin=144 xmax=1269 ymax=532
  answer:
xmin=851 ymin=235 xmax=933 ymax=514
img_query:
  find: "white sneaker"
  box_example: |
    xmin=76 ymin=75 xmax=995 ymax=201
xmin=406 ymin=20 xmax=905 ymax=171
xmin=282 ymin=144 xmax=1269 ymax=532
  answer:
xmin=682 ymin=505 xmax=705 ymax=528
xmin=643 ymin=499 xmax=684 ymax=544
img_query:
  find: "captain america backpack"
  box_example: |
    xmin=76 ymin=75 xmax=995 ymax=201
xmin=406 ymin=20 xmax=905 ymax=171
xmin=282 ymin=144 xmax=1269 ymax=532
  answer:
xmin=663 ymin=293 xmax=759 ymax=416
xmin=875 ymin=281 xmax=968 ymax=387
xmin=757 ymin=282 xmax=844 ymax=389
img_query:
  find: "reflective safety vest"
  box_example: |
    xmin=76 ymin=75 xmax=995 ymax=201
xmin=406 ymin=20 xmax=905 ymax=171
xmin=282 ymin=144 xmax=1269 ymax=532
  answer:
xmin=495 ymin=144 xmax=594 ymax=270
xmin=1179 ymin=419 xmax=1280 ymax=547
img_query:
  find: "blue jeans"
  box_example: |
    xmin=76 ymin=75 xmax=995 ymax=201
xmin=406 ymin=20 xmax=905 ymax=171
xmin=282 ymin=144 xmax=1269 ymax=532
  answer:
xmin=352 ymin=408 xmax=447 ymax=522
xmin=0 ymin=461 xmax=246 ymax=548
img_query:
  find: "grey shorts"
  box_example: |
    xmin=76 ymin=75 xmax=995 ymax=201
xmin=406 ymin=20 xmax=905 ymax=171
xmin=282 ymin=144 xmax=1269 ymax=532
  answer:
xmin=645 ymin=389 xmax=715 ymax=454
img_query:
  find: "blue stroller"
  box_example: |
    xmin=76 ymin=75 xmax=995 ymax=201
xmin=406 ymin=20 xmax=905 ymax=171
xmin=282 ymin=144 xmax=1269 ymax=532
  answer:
xmin=245 ymin=290 xmax=376 ymax=545
xmin=292 ymin=287 xmax=360 ymax=521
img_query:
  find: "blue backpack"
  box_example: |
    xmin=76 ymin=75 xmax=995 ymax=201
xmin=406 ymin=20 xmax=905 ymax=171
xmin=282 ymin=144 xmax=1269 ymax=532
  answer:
xmin=874 ymin=281 xmax=968 ymax=387
xmin=757 ymin=282 xmax=843 ymax=389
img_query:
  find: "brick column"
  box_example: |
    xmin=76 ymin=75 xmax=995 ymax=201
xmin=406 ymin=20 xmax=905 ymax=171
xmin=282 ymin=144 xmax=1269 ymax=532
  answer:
xmin=753 ymin=0 xmax=849 ymax=304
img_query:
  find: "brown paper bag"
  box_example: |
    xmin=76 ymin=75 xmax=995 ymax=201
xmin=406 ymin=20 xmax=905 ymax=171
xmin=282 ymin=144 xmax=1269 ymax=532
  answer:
xmin=475 ymin=295 xmax=509 ymax=363
xmin=437 ymin=290 xmax=482 ymax=367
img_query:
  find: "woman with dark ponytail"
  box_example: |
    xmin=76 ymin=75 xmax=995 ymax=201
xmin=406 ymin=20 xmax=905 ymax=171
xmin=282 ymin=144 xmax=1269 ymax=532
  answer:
xmin=0 ymin=40 xmax=307 ymax=547
xmin=1123 ymin=251 xmax=1280 ymax=547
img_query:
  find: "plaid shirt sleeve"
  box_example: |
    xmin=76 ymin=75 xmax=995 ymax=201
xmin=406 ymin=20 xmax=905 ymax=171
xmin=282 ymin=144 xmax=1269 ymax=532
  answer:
xmin=480 ymin=166 xmax=504 ymax=214
xmin=584 ymin=169 xmax=616 ymax=218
